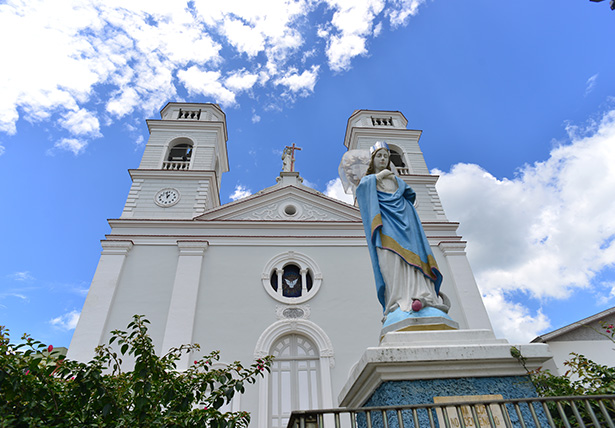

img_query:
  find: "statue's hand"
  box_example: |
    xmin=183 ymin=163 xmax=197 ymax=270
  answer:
xmin=376 ymin=169 xmax=394 ymax=180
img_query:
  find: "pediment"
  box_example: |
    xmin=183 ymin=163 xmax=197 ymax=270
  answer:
xmin=195 ymin=185 xmax=361 ymax=222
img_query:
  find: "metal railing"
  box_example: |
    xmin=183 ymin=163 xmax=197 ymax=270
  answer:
xmin=287 ymin=395 xmax=615 ymax=428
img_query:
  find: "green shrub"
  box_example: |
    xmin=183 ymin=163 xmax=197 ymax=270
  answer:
xmin=0 ymin=315 xmax=272 ymax=427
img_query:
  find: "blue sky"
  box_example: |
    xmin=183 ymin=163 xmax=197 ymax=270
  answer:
xmin=1 ymin=0 xmax=614 ymax=348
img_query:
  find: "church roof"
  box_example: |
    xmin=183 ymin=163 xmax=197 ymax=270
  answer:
xmin=195 ymin=173 xmax=362 ymax=222
xmin=531 ymin=306 xmax=615 ymax=343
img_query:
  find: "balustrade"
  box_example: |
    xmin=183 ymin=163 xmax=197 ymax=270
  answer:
xmin=178 ymin=109 xmax=201 ymax=120
xmin=162 ymin=160 xmax=190 ymax=170
xmin=396 ymin=167 xmax=411 ymax=176
xmin=371 ymin=116 xmax=394 ymax=126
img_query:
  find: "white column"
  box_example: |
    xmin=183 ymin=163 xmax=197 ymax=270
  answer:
xmin=439 ymin=241 xmax=493 ymax=330
xmin=67 ymin=240 xmax=133 ymax=362
xmin=300 ymin=268 xmax=308 ymax=295
xmin=161 ymin=240 xmax=209 ymax=370
xmin=276 ymin=268 xmax=284 ymax=296
xmin=319 ymin=355 xmax=334 ymax=408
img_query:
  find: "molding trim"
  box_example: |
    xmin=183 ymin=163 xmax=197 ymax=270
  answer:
xmin=100 ymin=240 xmax=134 ymax=255
xmin=177 ymin=240 xmax=209 ymax=255
xmin=438 ymin=241 xmax=468 ymax=256
xmin=254 ymin=318 xmax=335 ymax=362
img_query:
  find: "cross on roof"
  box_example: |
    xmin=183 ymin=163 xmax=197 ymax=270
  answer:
xmin=285 ymin=143 xmax=302 ymax=172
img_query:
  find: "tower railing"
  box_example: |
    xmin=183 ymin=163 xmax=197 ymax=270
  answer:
xmin=287 ymin=395 xmax=615 ymax=428
xmin=178 ymin=108 xmax=201 ymax=120
xmin=162 ymin=160 xmax=190 ymax=170
xmin=396 ymin=167 xmax=411 ymax=176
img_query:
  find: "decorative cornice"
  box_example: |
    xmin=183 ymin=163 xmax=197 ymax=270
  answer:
xmin=128 ymin=169 xmax=217 ymax=180
xmin=146 ymin=120 xmax=227 ymax=138
xmin=438 ymin=241 xmax=468 ymax=256
xmin=177 ymin=240 xmax=209 ymax=255
xmin=100 ymin=240 xmax=134 ymax=255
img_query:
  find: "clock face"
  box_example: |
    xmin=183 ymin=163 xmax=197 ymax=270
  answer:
xmin=154 ymin=188 xmax=180 ymax=207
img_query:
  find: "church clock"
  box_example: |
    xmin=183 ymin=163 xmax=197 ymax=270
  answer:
xmin=154 ymin=188 xmax=180 ymax=207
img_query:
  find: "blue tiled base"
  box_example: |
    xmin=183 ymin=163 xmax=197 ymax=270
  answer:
xmin=360 ymin=376 xmax=548 ymax=428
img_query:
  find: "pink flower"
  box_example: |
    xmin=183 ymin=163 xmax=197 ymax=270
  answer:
xmin=194 ymin=360 xmax=198 ymax=365
xmin=71 ymin=377 xmax=75 ymax=380
xmin=607 ymin=330 xmax=611 ymax=334
xmin=48 ymin=345 xmax=53 ymax=353
xmin=203 ymin=406 xmax=208 ymax=410
xmin=25 ymin=370 xmax=30 ymax=375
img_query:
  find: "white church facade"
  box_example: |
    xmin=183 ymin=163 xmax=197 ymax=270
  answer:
xmin=68 ymin=103 xmax=534 ymax=427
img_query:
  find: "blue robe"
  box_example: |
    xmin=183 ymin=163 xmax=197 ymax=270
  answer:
xmin=356 ymin=174 xmax=442 ymax=312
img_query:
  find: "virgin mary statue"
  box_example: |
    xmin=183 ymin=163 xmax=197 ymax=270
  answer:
xmin=353 ymin=141 xmax=451 ymax=327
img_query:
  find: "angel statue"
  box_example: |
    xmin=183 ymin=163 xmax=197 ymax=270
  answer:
xmin=339 ymin=141 xmax=451 ymax=328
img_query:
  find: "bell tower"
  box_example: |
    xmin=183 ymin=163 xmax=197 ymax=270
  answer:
xmin=121 ymin=102 xmax=229 ymax=219
xmin=344 ymin=109 xmax=447 ymax=222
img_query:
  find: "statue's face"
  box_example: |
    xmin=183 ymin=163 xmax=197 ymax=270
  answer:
xmin=372 ymin=149 xmax=390 ymax=173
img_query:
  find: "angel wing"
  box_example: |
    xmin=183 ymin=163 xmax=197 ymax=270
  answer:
xmin=338 ymin=149 xmax=370 ymax=195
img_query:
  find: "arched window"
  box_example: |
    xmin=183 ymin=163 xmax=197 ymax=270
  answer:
xmin=389 ymin=147 xmax=406 ymax=168
xmin=163 ymin=138 xmax=194 ymax=170
xmin=270 ymin=264 xmax=313 ymax=298
xmin=269 ymin=334 xmax=320 ymax=428
xmin=254 ymin=319 xmax=335 ymax=428
xmin=167 ymin=143 xmax=192 ymax=162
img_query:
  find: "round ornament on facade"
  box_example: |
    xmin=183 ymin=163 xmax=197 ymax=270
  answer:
xmin=262 ymin=251 xmax=323 ymax=304
xmin=284 ymin=204 xmax=297 ymax=216
xmin=154 ymin=188 xmax=181 ymax=207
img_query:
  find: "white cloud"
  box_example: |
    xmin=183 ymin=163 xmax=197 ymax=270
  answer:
xmin=252 ymin=113 xmax=261 ymax=123
xmin=0 ymin=0 xmax=426 ymax=149
xmin=596 ymin=281 xmax=615 ymax=305
xmin=275 ymin=66 xmax=320 ymax=95
xmin=59 ymin=108 xmax=101 ymax=137
xmin=0 ymin=145 xmax=4 ymax=156
xmin=585 ymin=73 xmax=598 ymax=96
xmin=483 ymin=290 xmax=551 ymax=343
xmin=9 ymin=271 xmax=34 ymax=282
xmin=54 ymin=138 xmax=88 ymax=155
xmin=435 ymin=108 xmax=615 ymax=339
xmin=302 ymin=178 xmax=317 ymax=189
xmin=230 ymin=184 xmax=252 ymax=201
xmin=0 ymin=292 xmax=28 ymax=302
xmin=323 ymin=0 xmax=388 ymax=71
xmin=386 ymin=0 xmax=425 ymax=27
xmin=50 ymin=310 xmax=80 ymax=331
xmin=225 ymin=70 xmax=260 ymax=92
xmin=373 ymin=21 xmax=383 ymax=37
xmin=324 ymin=177 xmax=355 ymax=204
xmin=178 ymin=67 xmax=237 ymax=107
xmin=326 ymin=33 xmax=368 ymax=71
xmin=221 ymin=17 xmax=266 ymax=57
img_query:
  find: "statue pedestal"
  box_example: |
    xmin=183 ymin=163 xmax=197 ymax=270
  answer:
xmin=339 ymin=329 xmax=552 ymax=408
xmin=381 ymin=307 xmax=459 ymax=338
